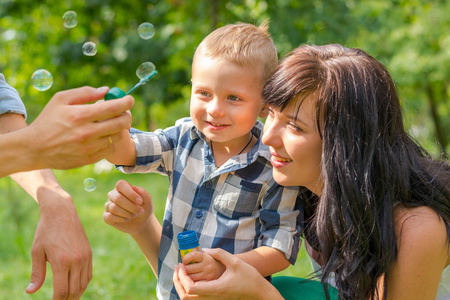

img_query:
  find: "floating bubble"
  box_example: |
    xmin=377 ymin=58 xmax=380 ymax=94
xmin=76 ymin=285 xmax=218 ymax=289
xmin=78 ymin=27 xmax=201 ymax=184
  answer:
xmin=31 ymin=69 xmax=53 ymax=91
xmin=83 ymin=178 xmax=97 ymax=192
xmin=136 ymin=62 xmax=156 ymax=79
xmin=82 ymin=41 xmax=97 ymax=56
xmin=63 ymin=11 xmax=77 ymax=28
xmin=138 ymin=22 xmax=155 ymax=40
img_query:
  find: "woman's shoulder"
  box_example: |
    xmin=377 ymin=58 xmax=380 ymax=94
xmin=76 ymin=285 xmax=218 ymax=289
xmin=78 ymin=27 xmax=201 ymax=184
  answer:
xmin=394 ymin=205 xmax=449 ymax=264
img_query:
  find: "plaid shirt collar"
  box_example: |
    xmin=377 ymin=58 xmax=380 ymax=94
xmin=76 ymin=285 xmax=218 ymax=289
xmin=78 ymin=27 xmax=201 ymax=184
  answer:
xmin=187 ymin=120 xmax=272 ymax=176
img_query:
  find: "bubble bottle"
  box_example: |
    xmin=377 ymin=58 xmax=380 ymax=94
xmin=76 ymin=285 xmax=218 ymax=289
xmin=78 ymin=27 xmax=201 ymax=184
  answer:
xmin=177 ymin=230 xmax=200 ymax=259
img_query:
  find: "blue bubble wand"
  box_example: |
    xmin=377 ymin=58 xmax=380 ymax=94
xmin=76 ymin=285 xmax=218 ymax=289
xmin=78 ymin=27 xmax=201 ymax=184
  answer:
xmin=105 ymin=70 xmax=157 ymax=100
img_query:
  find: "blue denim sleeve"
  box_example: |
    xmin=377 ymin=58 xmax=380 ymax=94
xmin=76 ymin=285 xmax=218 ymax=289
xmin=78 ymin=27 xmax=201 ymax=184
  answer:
xmin=0 ymin=73 xmax=27 ymax=119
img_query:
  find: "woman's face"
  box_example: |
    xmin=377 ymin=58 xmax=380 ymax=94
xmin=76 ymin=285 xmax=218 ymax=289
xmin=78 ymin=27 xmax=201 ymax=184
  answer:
xmin=262 ymin=97 xmax=323 ymax=195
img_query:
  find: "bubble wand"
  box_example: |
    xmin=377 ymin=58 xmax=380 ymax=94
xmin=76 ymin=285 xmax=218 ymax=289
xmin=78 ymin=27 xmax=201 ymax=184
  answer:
xmin=105 ymin=69 xmax=158 ymax=100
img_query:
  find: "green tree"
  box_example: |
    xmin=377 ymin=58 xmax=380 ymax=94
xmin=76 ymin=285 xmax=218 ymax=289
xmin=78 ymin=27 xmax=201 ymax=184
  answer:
xmin=0 ymin=0 xmax=447 ymax=155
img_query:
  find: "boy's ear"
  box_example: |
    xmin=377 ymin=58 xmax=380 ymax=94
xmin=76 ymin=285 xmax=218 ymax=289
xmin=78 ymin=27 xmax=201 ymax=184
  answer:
xmin=259 ymin=104 xmax=269 ymax=118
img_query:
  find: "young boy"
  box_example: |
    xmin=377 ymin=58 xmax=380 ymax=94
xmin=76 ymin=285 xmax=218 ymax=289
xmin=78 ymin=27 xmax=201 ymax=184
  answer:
xmin=104 ymin=22 xmax=302 ymax=299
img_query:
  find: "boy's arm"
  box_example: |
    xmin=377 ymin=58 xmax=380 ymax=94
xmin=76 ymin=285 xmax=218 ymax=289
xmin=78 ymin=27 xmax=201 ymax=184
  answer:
xmin=254 ymin=185 xmax=304 ymax=273
xmin=130 ymin=213 xmax=162 ymax=276
xmin=235 ymin=246 xmax=290 ymax=277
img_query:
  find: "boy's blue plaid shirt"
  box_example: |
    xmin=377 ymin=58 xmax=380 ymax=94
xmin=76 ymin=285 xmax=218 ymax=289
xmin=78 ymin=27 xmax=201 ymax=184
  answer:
xmin=118 ymin=117 xmax=304 ymax=299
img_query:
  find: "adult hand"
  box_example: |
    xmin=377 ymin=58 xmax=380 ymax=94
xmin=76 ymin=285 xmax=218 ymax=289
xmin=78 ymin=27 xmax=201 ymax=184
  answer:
xmin=173 ymin=248 xmax=282 ymax=300
xmin=26 ymin=191 xmax=91 ymax=300
xmin=26 ymin=86 xmax=134 ymax=170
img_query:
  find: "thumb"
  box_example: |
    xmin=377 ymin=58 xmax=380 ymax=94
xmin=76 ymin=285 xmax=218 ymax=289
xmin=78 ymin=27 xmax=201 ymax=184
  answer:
xmin=26 ymin=249 xmax=47 ymax=294
xmin=60 ymin=86 xmax=110 ymax=105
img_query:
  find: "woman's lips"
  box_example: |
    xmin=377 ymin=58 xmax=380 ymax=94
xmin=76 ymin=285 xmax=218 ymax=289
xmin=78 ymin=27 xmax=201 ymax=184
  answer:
xmin=270 ymin=153 xmax=292 ymax=167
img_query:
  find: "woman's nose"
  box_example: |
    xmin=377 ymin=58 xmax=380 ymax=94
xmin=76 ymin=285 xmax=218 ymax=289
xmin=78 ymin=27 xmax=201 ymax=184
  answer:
xmin=262 ymin=117 xmax=282 ymax=147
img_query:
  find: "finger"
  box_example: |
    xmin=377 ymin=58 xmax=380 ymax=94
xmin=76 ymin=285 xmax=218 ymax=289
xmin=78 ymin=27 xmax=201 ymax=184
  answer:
xmin=174 ymin=264 xmax=199 ymax=299
xmin=183 ymin=251 xmax=204 ymax=265
xmin=200 ymin=248 xmax=236 ymax=268
xmin=86 ymin=96 xmax=135 ymax=122
xmin=83 ymin=110 xmax=132 ymax=138
xmin=51 ymin=267 xmax=69 ymax=300
xmin=187 ymin=272 xmax=208 ymax=282
xmin=58 ymin=86 xmax=110 ymax=105
xmin=67 ymin=133 xmax=117 ymax=160
xmin=173 ymin=265 xmax=187 ymax=298
xmin=107 ymin=201 xmax=139 ymax=219
xmin=116 ymin=180 xmax=143 ymax=205
xmin=107 ymin=188 xmax=143 ymax=217
xmin=134 ymin=186 xmax=153 ymax=208
xmin=79 ymin=241 xmax=92 ymax=299
xmin=176 ymin=264 xmax=223 ymax=298
xmin=103 ymin=211 xmax=132 ymax=225
xmin=87 ymin=251 xmax=93 ymax=284
xmin=131 ymin=186 xmax=143 ymax=205
xmin=26 ymin=248 xmax=47 ymax=294
xmin=184 ymin=262 xmax=204 ymax=275
xmin=67 ymin=266 xmax=82 ymax=300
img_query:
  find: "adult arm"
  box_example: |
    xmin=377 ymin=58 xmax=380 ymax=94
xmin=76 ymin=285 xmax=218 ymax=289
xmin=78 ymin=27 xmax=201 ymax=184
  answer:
xmin=173 ymin=248 xmax=284 ymax=300
xmin=384 ymin=206 xmax=449 ymax=299
xmin=0 ymin=86 xmax=134 ymax=177
xmin=0 ymin=113 xmax=92 ymax=299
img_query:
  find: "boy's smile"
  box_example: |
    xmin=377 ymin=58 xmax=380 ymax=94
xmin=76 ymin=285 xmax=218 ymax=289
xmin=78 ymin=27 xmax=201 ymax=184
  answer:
xmin=190 ymin=53 xmax=267 ymax=155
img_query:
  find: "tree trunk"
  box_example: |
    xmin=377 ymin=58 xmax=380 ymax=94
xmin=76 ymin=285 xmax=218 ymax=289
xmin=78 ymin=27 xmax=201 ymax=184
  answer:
xmin=425 ymin=83 xmax=448 ymax=159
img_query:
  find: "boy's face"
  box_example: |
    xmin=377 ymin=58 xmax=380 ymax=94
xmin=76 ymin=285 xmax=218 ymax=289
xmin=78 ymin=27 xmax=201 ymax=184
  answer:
xmin=190 ymin=54 xmax=267 ymax=148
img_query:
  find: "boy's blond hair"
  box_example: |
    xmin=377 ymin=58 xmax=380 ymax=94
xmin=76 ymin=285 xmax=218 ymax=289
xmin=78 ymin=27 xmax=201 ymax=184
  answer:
xmin=193 ymin=22 xmax=278 ymax=83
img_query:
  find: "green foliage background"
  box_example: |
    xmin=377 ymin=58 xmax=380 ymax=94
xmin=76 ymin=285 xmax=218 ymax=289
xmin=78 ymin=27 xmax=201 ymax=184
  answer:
xmin=0 ymin=0 xmax=449 ymax=299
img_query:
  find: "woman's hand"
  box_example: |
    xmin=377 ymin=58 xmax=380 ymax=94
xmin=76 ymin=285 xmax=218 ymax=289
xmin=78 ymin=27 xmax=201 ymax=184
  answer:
xmin=173 ymin=248 xmax=284 ymax=300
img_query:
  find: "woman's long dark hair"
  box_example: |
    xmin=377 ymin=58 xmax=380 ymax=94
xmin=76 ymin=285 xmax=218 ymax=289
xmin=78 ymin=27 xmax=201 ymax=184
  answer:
xmin=262 ymin=44 xmax=450 ymax=299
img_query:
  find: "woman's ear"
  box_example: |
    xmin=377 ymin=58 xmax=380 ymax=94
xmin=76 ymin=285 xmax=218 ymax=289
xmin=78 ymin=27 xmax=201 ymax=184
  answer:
xmin=259 ymin=104 xmax=269 ymax=118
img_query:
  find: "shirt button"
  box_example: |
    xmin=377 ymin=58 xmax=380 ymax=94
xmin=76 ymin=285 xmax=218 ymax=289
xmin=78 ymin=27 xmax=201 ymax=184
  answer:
xmin=205 ymin=182 xmax=212 ymax=189
xmin=195 ymin=210 xmax=203 ymax=218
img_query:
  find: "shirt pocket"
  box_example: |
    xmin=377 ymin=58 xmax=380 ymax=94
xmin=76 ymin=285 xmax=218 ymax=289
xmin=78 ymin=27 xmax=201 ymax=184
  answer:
xmin=213 ymin=175 xmax=263 ymax=219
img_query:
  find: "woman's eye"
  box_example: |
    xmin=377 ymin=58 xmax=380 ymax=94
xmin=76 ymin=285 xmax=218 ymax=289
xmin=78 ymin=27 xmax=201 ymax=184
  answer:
xmin=288 ymin=122 xmax=303 ymax=132
xmin=199 ymin=91 xmax=210 ymax=97
xmin=228 ymin=95 xmax=240 ymax=101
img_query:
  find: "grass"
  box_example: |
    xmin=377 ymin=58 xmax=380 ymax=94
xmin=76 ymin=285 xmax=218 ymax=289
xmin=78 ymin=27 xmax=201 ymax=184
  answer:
xmin=0 ymin=163 xmax=312 ymax=299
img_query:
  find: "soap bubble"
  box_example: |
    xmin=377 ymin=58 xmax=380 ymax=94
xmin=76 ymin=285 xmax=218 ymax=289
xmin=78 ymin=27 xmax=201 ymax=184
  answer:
xmin=83 ymin=178 xmax=97 ymax=192
xmin=31 ymin=69 xmax=53 ymax=91
xmin=136 ymin=62 xmax=156 ymax=79
xmin=82 ymin=41 xmax=97 ymax=56
xmin=63 ymin=11 xmax=77 ymax=28
xmin=138 ymin=22 xmax=155 ymax=39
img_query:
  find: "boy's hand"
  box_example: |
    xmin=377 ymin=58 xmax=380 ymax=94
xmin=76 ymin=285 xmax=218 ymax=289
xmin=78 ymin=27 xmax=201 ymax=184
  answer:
xmin=182 ymin=251 xmax=226 ymax=282
xmin=103 ymin=180 xmax=153 ymax=236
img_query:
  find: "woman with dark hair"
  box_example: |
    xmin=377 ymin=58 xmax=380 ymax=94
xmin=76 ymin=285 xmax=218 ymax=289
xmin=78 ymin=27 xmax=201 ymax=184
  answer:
xmin=173 ymin=44 xmax=450 ymax=299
